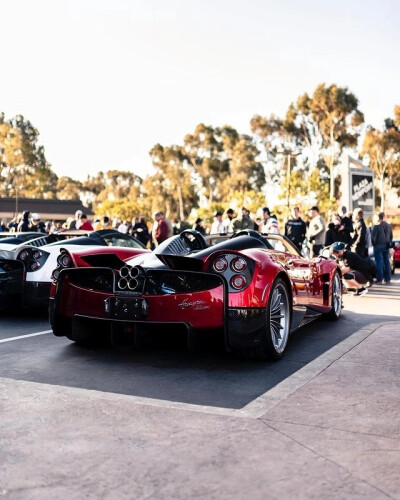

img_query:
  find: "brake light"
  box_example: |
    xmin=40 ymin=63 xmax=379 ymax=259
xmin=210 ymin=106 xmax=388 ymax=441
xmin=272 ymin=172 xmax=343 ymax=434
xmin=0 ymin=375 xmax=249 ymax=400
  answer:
xmin=32 ymin=250 xmax=42 ymax=260
xmin=18 ymin=250 xmax=29 ymax=261
xmin=51 ymin=269 xmax=60 ymax=281
xmin=231 ymin=257 xmax=247 ymax=272
xmin=30 ymin=261 xmax=40 ymax=271
xmin=213 ymin=257 xmax=228 ymax=272
xmin=57 ymin=253 xmax=72 ymax=268
xmin=230 ymin=274 xmax=247 ymax=290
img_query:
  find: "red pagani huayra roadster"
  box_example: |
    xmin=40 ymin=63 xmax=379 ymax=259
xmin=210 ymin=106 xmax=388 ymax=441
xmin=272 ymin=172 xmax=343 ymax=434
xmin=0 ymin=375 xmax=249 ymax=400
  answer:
xmin=49 ymin=229 xmax=343 ymax=360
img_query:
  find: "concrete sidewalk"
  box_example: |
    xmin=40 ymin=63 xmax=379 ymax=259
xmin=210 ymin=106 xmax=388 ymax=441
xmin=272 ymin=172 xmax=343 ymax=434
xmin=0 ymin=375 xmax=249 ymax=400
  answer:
xmin=1 ymin=319 xmax=399 ymax=499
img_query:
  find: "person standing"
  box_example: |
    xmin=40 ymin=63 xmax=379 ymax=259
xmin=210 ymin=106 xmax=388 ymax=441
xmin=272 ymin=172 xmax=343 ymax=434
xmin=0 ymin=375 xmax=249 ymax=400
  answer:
xmin=130 ymin=216 xmax=149 ymax=246
xmin=79 ymin=214 xmax=94 ymax=231
xmin=232 ymin=207 xmax=254 ymax=232
xmin=154 ymin=212 xmax=169 ymax=245
xmin=351 ymin=208 xmax=367 ymax=257
xmin=307 ymin=206 xmax=326 ymax=257
xmin=17 ymin=210 xmax=31 ymax=232
xmin=223 ymin=208 xmax=235 ymax=233
xmin=285 ymin=206 xmax=307 ymax=251
xmin=68 ymin=210 xmax=83 ymax=230
xmin=193 ymin=218 xmax=206 ymax=235
xmin=260 ymin=207 xmax=279 ymax=234
xmin=30 ymin=213 xmax=47 ymax=233
xmin=210 ymin=211 xmax=225 ymax=234
xmin=371 ymin=212 xmax=393 ymax=284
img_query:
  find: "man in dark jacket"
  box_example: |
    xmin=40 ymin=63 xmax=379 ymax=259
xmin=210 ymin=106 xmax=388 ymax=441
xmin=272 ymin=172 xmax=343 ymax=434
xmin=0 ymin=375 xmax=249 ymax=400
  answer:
xmin=31 ymin=213 xmax=47 ymax=233
xmin=285 ymin=206 xmax=307 ymax=251
xmin=351 ymin=208 xmax=367 ymax=257
xmin=371 ymin=212 xmax=393 ymax=284
xmin=17 ymin=210 xmax=31 ymax=232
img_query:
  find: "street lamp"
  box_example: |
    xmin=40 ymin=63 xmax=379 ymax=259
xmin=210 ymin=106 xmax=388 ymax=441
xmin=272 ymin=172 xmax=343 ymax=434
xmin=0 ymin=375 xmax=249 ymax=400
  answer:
xmin=278 ymin=149 xmax=301 ymax=208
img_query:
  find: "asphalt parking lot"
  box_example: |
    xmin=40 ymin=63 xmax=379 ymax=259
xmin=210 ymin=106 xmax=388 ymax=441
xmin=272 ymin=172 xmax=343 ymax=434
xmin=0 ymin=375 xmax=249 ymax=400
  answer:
xmin=0 ymin=280 xmax=399 ymax=410
xmin=1 ymin=276 xmax=400 ymax=498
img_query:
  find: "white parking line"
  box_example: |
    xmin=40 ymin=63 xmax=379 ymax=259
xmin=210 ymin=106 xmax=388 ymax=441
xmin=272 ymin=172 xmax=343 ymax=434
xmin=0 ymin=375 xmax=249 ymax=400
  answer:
xmin=0 ymin=330 xmax=52 ymax=344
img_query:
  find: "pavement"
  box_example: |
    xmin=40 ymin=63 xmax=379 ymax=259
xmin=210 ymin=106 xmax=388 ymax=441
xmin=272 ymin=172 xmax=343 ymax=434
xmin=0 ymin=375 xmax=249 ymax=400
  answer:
xmin=1 ymin=279 xmax=400 ymax=499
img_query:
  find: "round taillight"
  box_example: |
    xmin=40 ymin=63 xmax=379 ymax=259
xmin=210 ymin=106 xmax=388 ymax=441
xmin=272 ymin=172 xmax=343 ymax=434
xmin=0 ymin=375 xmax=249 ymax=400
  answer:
xmin=32 ymin=250 xmax=42 ymax=260
xmin=231 ymin=257 xmax=247 ymax=272
xmin=52 ymin=269 xmax=60 ymax=281
xmin=230 ymin=274 xmax=247 ymax=290
xmin=30 ymin=261 xmax=40 ymax=271
xmin=57 ymin=253 xmax=72 ymax=268
xmin=18 ymin=250 xmax=29 ymax=261
xmin=213 ymin=257 xmax=228 ymax=273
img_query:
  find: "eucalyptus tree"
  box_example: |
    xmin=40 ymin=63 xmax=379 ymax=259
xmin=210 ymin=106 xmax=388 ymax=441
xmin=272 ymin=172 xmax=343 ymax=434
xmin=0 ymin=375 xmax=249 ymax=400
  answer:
xmin=361 ymin=106 xmax=400 ymax=211
xmin=0 ymin=113 xmax=56 ymax=199
xmin=184 ymin=123 xmax=229 ymax=206
xmin=292 ymin=84 xmax=364 ymax=201
xmin=149 ymin=143 xmax=197 ymax=220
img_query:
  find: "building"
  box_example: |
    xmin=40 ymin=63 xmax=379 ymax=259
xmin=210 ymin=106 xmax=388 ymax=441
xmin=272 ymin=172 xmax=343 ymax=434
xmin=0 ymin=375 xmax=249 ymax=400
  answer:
xmin=0 ymin=197 xmax=93 ymax=223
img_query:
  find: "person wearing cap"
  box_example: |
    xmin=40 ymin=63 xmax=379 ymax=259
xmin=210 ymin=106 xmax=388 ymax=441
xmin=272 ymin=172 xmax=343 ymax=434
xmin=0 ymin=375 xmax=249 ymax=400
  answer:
xmin=331 ymin=241 xmax=369 ymax=296
xmin=223 ymin=208 xmax=235 ymax=233
xmin=210 ymin=211 xmax=225 ymax=234
xmin=307 ymin=206 xmax=326 ymax=257
xmin=68 ymin=210 xmax=83 ymax=230
xmin=31 ymin=213 xmax=46 ymax=233
xmin=193 ymin=217 xmax=206 ymax=235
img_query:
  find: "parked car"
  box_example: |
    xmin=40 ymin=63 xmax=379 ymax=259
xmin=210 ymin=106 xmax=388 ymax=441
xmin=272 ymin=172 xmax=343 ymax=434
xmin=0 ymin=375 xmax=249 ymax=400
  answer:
xmin=392 ymin=239 xmax=400 ymax=268
xmin=50 ymin=229 xmax=343 ymax=360
xmin=0 ymin=230 xmax=146 ymax=310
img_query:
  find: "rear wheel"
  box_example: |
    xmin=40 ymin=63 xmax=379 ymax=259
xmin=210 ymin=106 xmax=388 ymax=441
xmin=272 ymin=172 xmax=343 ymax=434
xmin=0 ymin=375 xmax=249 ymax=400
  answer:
xmin=240 ymin=278 xmax=291 ymax=361
xmin=325 ymin=272 xmax=342 ymax=321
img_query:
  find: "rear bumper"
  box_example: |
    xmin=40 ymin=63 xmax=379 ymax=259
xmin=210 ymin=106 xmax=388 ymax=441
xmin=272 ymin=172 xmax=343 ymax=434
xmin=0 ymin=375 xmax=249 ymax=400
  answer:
xmin=50 ymin=268 xmax=267 ymax=350
xmin=24 ymin=281 xmax=51 ymax=308
xmin=0 ymin=261 xmax=24 ymax=311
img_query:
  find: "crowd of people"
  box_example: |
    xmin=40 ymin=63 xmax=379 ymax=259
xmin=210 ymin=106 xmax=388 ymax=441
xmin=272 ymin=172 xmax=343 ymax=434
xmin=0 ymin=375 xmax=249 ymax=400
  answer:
xmin=0 ymin=204 xmax=394 ymax=295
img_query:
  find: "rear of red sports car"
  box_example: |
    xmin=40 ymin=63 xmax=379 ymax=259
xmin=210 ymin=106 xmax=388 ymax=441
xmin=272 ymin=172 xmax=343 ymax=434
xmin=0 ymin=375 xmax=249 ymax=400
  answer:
xmin=49 ymin=236 xmax=286 ymax=353
xmin=49 ymin=232 xmax=341 ymax=359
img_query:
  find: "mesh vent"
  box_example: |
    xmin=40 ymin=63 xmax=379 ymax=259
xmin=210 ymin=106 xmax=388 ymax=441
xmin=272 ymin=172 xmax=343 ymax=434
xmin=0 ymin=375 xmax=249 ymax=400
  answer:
xmin=144 ymin=272 xmax=221 ymax=295
xmin=64 ymin=268 xmax=114 ymax=292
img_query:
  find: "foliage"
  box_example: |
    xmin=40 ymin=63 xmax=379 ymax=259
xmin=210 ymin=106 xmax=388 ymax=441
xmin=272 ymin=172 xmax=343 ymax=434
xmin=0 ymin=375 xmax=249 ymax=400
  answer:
xmin=95 ymin=199 xmax=144 ymax=223
xmin=0 ymin=113 xmax=56 ymax=199
xmin=361 ymin=107 xmax=400 ymax=210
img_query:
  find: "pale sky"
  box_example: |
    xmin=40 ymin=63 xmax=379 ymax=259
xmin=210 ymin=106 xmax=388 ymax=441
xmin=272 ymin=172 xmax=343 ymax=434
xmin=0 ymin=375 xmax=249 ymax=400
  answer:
xmin=1 ymin=0 xmax=399 ymax=181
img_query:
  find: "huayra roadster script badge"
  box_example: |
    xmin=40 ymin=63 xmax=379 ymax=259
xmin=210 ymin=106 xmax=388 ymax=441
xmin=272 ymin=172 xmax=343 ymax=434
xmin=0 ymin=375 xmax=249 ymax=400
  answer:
xmin=178 ymin=298 xmax=210 ymax=311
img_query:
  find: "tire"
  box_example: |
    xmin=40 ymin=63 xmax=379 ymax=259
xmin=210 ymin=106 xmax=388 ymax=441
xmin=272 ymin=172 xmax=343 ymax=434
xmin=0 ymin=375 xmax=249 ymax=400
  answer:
xmin=325 ymin=272 xmax=342 ymax=321
xmin=240 ymin=278 xmax=291 ymax=361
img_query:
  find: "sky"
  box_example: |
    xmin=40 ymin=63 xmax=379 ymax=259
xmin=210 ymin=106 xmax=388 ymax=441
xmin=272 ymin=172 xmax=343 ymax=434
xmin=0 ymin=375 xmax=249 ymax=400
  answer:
xmin=1 ymin=0 xmax=399 ymax=181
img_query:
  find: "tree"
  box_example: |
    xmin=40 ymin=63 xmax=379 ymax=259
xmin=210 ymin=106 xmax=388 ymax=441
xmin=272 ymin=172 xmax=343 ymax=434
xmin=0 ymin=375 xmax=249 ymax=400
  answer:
xmin=293 ymin=84 xmax=364 ymax=201
xmin=184 ymin=123 xmax=229 ymax=206
xmin=222 ymin=134 xmax=265 ymax=198
xmin=361 ymin=107 xmax=400 ymax=210
xmin=148 ymin=144 xmax=198 ymax=220
xmin=0 ymin=113 xmax=57 ymax=200
xmin=56 ymin=176 xmax=83 ymax=200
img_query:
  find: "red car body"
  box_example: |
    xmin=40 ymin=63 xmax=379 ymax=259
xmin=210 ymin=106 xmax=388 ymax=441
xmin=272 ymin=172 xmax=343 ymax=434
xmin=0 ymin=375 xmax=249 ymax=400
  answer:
xmin=49 ymin=230 xmax=342 ymax=360
xmin=393 ymin=239 xmax=400 ymax=266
